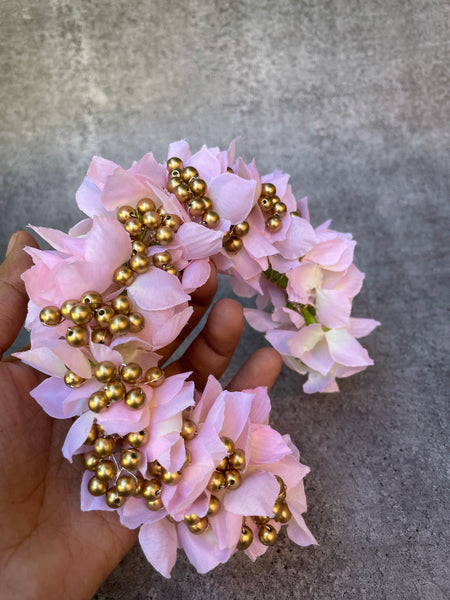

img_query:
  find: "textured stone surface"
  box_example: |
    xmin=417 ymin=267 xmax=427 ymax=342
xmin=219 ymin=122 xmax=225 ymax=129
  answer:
xmin=1 ymin=1 xmax=449 ymax=598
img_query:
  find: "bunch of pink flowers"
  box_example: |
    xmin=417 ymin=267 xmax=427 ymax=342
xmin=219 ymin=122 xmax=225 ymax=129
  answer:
xmin=15 ymin=140 xmax=377 ymax=576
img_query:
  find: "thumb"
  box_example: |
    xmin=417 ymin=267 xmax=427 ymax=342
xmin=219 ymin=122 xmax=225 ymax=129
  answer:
xmin=0 ymin=231 xmax=39 ymax=358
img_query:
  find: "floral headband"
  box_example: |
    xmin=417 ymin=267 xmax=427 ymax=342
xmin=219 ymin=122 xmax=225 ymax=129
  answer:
xmin=15 ymin=140 xmax=379 ymax=577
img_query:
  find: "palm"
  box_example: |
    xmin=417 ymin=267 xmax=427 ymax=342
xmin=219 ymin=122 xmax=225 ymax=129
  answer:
xmin=0 ymin=232 xmax=281 ymax=600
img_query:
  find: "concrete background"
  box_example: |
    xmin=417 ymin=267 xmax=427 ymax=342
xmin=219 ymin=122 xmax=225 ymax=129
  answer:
xmin=1 ymin=1 xmax=449 ymax=598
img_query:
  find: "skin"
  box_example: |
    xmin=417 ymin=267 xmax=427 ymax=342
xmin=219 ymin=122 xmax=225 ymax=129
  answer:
xmin=0 ymin=231 xmax=282 ymax=600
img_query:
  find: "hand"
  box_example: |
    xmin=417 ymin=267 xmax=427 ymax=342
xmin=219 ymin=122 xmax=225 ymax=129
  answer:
xmin=0 ymin=231 xmax=282 ymax=600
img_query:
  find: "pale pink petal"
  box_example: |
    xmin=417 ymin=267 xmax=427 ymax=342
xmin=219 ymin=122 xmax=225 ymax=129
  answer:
xmin=304 ymin=238 xmax=348 ymax=267
xmin=151 ymin=381 xmax=194 ymax=422
xmin=193 ymin=376 xmax=223 ymax=423
xmin=256 ymin=454 xmax=310 ymax=488
xmin=68 ymin=218 xmax=93 ymax=237
xmin=47 ymin=340 xmax=92 ymax=378
xmin=30 ymin=376 xmax=71 ymax=419
xmin=181 ymin=259 xmax=211 ymax=294
xmin=315 ymin=289 xmax=351 ymax=329
xmin=80 ymin=471 xmax=115 ymax=512
xmin=245 ymin=386 xmax=271 ymax=424
xmin=230 ymin=275 xmax=260 ymax=298
xmin=220 ymin=391 xmax=254 ymax=440
xmin=187 ymin=145 xmax=222 ymax=180
xmin=322 ymin=379 xmax=340 ymax=392
xmin=243 ymin=308 xmax=276 ymax=332
xmin=249 ymin=425 xmax=292 ymax=465
xmin=101 ymin=167 xmax=148 ymax=211
xmin=274 ymin=217 xmax=317 ymax=259
xmin=29 ymin=225 xmax=86 ymax=257
xmin=128 ymin=152 xmax=167 ymax=188
xmin=210 ymin=510 xmax=243 ymax=551
xmin=88 ymin=342 xmax=123 ymax=366
xmin=178 ymin=522 xmax=229 ymax=574
xmin=330 ymin=240 xmax=356 ymax=272
xmin=297 ymin=197 xmax=310 ymax=222
xmin=243 ymin=229 xmax=278 ymax=260
xmin=152 ymin=372 xmax=191 ymax=407
xmin=348 ymin=317 xmax=380 ymax=338
xmin=140 ymin=519 xmax=178 ymax=578
xmin=244 ymin=519 xmax=270 ymax=561
xmin=223 ymin=470 xmax=279 ymax=516
xmin=62 ymin=412 xmax=95 ymax=461
xmin=128 ymin=268 xmax=190 ymax=310
xmin=87 ymin=156 xmax=119 ymax=189
xmin=208 ymin=173 xmax=256 ymax=222
xmin=301 ymin=338 xmax=334 ymax=376
xmin=13 ymin=347 xmax=67 ymax=377
xmin=288 ymin=324 xmax=325 ymax=357
xmin=287 ymin=263 xmax=323 ymax=304
xmin=287 ymin=514 xmax=318 ymax=546
xmin=84 ymin=216 xmax=132 ymax=267
xmin=323 ymin=263 xmax=365 ymax=298
xmin=121 ymin=496 xmax=167 ymax=529
xmin=176 ymin=222 xmax=223 ymax=260
xmin=265 ymin=329 xmax=295 ymax=356
xmin=325 ymin=329 xmax=374 ymax=367
xmin=96 ymin=402 xmax=151 ymax=436
xmin=167 ymin=140 xmax=191 ymax=163
xmin=151 ymin=306 xmax=193 ymax=349
xmin=303 ymin=369 xmax=336 ymax=394
xmin=76 ymin=177 xmax=107 ymax=217
xmin=261 ymin=170 xmax=290 ymax=200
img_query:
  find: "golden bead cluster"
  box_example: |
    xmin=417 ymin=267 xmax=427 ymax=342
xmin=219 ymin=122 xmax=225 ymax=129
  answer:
xmin=237 ymin=475 xmax=291 ymax=550
xmin=39 ymin=290 xmax=145 ymax=347
xmin=166 ymin=157 xmax=221 ymax=229
xmin=207 ymin=436 xmax=246 ymax=492
xmin=257 ymin=182 xmax=287 ymax=233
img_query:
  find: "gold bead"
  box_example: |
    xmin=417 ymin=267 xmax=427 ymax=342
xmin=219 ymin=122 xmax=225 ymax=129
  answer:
xmin=184 ymin=449 xmax=192 ymax=466
xmin=142 ymin=210 xmax=162 ymax=229
xmin=116 ymin=474 xmax=137 ymax=497
xmin=129 ymin=312 xmax=145 ymax=332
xmin=207 ymin=495 xmax=221 ymax=517
xmin=181 ymin=166 xmax=199 ymax=182
xmin=237 ymin=523 xmax=254 ymax=550
xmin=94 ymin=360 xmax=117 ymax=383
xmin=84 ymin=425 xmax=99 ymax=445
xmin=113 ymin=265 xmax=135 ymax=287
xmin=106 ymin=486 xmax=125 ymax=509
xmin=181 ymin=419 xmax=196 ymax=441
xmin=109 ymin=314 xmax=130 ymax=336
xmin=233 ymin=221 xmax=250 ymax=237
xmin=111 ymin=295 xmax=132 ymax=314
xmin=229 ymin=449 xmax=246 ymax=471
xmin=144 ymin=367 xmax=165 ymax=387
xmin=253 ymin=515 xmax=270 ymax=524
xmin=120 ymin=362 xmax=142 ymax=384
xmin=189 ymin=178 xmax=207 ymax=197
xmin=158 ymin=207 xmax=168 ymax=218
xmin=164 ymin=214 xmax=182 ymax=232
xmin=39 ymin=306 xmax=61 ymax=326
xmin=80 ymin=290 xmax=103 ymax=309
xmin=88 ymin=476 xmax=108 ymax=496
xmin=278 ymin=487 xmax=287 ymax=501
xmin=148 ymin=460 xmax=165 ymax=477
xmin=126 ymin=429 xmax=148 ymax=448
xmin=266 ymin=215 xmax=282 ymax=232
xmin=207 ymin=470 xmax=226 ymax=492
xmin=227 ymin=166 xmax=234 ymax=173
xmin=153 ymin=251 xmax=172 ymax=269
xmin=258 ymin=523 xmax=277 ymax=546
xmin=117 ymin=205 xmax=137 ymax=223
xmin=202 ymin=210 xmax=220 ymax=228
xmin=167 ymin=157 xmax=184 ymax=171
xmin=273 ymin=201 xmax=287 ymax=215
xmin=202 ymin=197 xmax=213 ymax=211
xmin=132 ymin=239 xmax=147 ymax=255
xmin=261 ymin=182 xmax=276 ymax=197
xmin=120 ymin=448 xmax=141 ymax=470
xmin=60 ymin=299 xmax=78 ymax=319
xmin=258 ymin=196 xmax=274 ymax=212
xmin=124 ymin=217 xmax=142 ymax=238
xmin=274 ymin=502 xmax=292 ymax=523
xmin=141 ymin=478 xmax=162 ymax=501
xmin=155 ymin=226 xmax=174 ymax=245
xmin=221 ymin=437 xmax=235 ymax=455
xmin=188 ymin=516 xmax=209 ymax=535
xmin=146 ymin=497 xmax=163 ymax=511
xmin=91 ymin=328 xmax=112 ymax=345
xmin=83 ymin=451 xmax=100 ymax=471
xmin=162 ymin=470 xmax=182 ymax=485
xmin=94 ymin=436 xmax=115 ymax=457
xmin=104 ymin=380 xmax=126 ymax=402
xmin=129 ymin=253 xmax=150 ymax=274
xmin=125 ymin=387 xmax=146 ymax=409
xmin=184 ymin=513 xmax=200 ymax=526
xmin=66 ymin=325 xmax=88 ymax=347
xmin=137 ymin=197 xmax=156 ymax=214
xmin=225 ymin=469 xmax=241 ymax=490
xmin=88 ymin=390 xmax=109 ymax=413
xmin=188 ymin=198 xmax=206 ymax=216
xmin=64 ymin=370 xmax=85 ymax=388
xmin=216 ymin=456 xmax=229 ymax=471
xmin=95 ymin=305 xmax=116 ymax=326
xmin=165 ymin=265 xmax=178 ymax=276
xmin=223 ymin=235 xmax=243 ymax=255
xmin=70 ymin=303 xmax=94 ymax=325
xmin=134 ymin=473 xmax=145 ymax=496
xmin=167 ymin=176 xmax=183 ymax=193
xmin=96 ymin=459 xmax=117 ymax=482
xmin=174 ymin=183 xmax=191 ymax=202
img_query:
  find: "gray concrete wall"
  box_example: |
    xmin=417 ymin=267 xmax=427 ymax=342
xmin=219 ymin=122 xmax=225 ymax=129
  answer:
xmin=1 ymin=1 xmax=448 ymax=598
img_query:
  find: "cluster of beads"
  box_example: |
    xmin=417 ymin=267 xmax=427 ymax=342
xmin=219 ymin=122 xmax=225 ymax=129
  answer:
xmin=238 ymin=475 xmax=292 ymax=550
xmin=257 ymin=182 xmax=287 ymax=232
xmin=165 ymin=157 xmax=220 ymax=229
xmin=207 ymin=436 xmax=246 ymax=492
xmin=39 ymin=290 xmax=145 ymax=347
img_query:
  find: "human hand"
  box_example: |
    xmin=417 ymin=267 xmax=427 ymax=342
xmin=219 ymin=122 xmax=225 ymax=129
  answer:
xmin=0 ymin=231 xmax=282 ymax=600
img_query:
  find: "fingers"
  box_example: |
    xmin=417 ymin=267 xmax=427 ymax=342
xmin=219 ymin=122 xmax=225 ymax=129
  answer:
xmin=164 ymin=298 xmax=245 ymax=389
xmin=0 ymin=231 xmax=38 ymax=359
xmin=227 ymin=347 xmax=283 ymax=392
xmin=157 ymin=261 xmax=218 ymax=363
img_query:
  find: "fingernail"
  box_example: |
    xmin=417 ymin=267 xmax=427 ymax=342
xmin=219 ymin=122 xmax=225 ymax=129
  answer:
xmin=6 ymin=232 xmax=18 ymax=256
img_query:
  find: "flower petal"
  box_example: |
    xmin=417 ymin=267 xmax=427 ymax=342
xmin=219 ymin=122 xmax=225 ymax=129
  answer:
xmin=208 ymin=173 xmax=256 ymax=222
xmin=62 ymin=412 xmax=95 ymax=461
xmin=326 ymin=329 xmax=374 ymax=367
xmin=224 ymin=470 xmax=279 ymax=516
xmin=139 ymin=519 xmax=178 ymax=578
xmin=128 ymin=268 xmax=190 ymax=311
